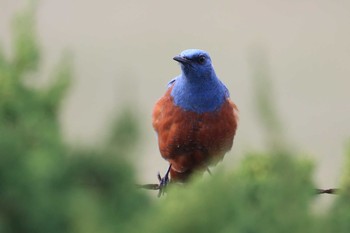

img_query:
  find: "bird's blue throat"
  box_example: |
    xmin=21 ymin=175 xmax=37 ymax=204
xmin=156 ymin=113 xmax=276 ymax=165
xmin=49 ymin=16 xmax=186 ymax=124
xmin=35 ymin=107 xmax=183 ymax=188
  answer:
xmin=170 ymin=74 xmax=229 ymax=114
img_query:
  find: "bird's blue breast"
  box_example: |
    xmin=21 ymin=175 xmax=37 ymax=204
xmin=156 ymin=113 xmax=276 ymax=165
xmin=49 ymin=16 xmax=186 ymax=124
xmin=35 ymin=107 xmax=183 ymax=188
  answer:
xmin=170 ymin=75 xmax=229 ymax=114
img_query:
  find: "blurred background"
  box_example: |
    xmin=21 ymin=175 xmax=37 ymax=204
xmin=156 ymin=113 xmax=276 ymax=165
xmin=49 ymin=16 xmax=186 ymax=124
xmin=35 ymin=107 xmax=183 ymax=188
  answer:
xmin=1 ymin=0 xmax=350 ymax=197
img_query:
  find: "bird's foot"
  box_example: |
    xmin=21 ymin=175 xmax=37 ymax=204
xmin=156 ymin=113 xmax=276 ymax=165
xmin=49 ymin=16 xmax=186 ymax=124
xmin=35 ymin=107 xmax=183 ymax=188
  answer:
xmin=157 ymin=164 xmax=172 ymax=197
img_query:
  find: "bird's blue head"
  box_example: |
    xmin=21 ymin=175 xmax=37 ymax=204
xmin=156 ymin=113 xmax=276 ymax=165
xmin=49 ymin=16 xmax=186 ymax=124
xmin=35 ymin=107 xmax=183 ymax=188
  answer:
xmin=170 ymin=49 xmax=229 ymax=113
xmin=173 ymin=49 xmax=215 ymax=80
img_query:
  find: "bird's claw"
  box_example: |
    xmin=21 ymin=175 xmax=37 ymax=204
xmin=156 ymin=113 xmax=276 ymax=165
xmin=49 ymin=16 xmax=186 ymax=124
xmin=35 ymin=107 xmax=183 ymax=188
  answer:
xmin=157 ymin=165 xmax=172 ymax=197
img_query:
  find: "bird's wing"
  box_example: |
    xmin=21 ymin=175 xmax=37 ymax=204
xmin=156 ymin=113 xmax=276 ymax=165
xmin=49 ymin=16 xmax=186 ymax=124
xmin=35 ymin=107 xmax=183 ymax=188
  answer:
xmin=219 ymin=80 xmax=230 ymax=98
xmin=228 ymin=98 xmax=239 ymax=123
xmin=152 ymin=82 xmax=175 ymax=134
xmin=153 ymin=77 xmax=177 ymax=133
xmin=219 ymin=81 xmax=239 ymax=121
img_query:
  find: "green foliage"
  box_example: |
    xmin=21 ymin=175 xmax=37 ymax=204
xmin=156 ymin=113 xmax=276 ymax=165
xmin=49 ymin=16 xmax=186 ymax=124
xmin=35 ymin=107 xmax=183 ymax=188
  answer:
xmin=326 ymin=146 xmax=350 ymax=233
xmin=106 ymin=108 xmax=140 ymax=155
xmin=43 ymin=52 xmax=72 ymax=113
xmin=136 ymin=153 xmax=315 ymax=233
xmin=12 ymin=4 xmax=40 ymax=75
xmin=0 ymin=5 xmax=149 ymax=233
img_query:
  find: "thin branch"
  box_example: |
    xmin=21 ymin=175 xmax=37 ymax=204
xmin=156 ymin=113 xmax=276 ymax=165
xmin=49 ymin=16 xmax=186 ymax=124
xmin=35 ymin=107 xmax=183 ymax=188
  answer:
xmin=137 ymin=185 xmax=340 ymax=196
xmin=136 ymin=183 xmax=160 ymax=190
xmin=316 ymin=188 xmax=339 ymax=194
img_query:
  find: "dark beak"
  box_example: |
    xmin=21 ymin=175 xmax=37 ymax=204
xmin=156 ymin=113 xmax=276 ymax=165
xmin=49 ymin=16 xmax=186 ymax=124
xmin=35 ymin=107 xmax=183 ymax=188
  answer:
xmin=173 ymin=55 xmax=190 ymax=64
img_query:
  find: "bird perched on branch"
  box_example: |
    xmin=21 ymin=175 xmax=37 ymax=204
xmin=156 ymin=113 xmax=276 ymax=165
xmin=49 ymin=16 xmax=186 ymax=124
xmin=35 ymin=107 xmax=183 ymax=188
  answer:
xmin=152 ymin=49 xmax=238 ymax=189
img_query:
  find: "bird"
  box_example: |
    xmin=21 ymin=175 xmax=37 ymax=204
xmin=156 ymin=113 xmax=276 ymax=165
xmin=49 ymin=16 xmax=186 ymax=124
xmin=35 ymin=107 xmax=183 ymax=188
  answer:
xmin=152 ymin=49 xmax=238 ymax=191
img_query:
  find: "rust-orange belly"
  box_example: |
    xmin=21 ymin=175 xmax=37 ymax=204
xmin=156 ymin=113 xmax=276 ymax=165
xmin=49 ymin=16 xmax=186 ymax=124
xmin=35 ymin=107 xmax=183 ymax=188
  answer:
xmin=153 ymin=87 xmax=238 ymax=181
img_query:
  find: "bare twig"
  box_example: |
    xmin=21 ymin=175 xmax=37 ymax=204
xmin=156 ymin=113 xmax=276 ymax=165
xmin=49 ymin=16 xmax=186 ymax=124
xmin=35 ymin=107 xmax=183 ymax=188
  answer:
xmin=136 ymin=184 xmax=160 ymax=190
xmin=316 ymin=188 xmax=339 ymax=194
xmin=138 ymin=185 xmax=340 ymax=196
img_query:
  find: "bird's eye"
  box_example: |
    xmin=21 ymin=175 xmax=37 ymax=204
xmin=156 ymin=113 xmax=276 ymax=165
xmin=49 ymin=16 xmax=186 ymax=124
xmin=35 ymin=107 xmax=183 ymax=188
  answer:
xmin=198 ymin=56 xmax=206 ymax=64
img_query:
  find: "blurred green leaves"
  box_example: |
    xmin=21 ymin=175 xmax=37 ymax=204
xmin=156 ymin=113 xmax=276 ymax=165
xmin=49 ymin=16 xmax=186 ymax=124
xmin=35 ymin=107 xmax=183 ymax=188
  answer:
xmin=326 ymin=146 xmax=350 ymax=233
xmin=137 ymin=153 xmax=314 ymax=233
xmin=43 ymin=52 xmax=72 ymax=114
xmin=0 ymin=5 xmax=148 ymax=233
xmin=12 ymin=4 xmax=39 ymax=75
xmin=106 ymin=108 xmax=140 ymax=155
